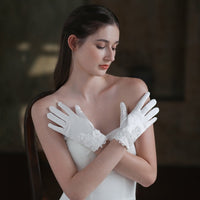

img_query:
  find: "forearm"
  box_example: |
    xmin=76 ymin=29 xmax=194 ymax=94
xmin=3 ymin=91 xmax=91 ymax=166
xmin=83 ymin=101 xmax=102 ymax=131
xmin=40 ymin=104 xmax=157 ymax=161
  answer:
xmin=114 ymin=151 xmax=157 ymax=187
xmin=95 ymin=141 xmax=157 ymax=187
xmin=65 ymin=140 xmax=126 ymax=200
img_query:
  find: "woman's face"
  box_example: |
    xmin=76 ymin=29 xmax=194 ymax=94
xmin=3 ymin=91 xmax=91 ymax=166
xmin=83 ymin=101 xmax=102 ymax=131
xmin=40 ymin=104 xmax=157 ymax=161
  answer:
xmin=72 ymin=24 xmax=120 ymax=76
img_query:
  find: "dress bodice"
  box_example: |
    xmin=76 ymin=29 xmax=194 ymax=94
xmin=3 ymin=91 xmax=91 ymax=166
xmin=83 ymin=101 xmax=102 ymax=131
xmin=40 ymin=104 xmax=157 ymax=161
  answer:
xmin=59 ymin=134 xmax=137 ymax=200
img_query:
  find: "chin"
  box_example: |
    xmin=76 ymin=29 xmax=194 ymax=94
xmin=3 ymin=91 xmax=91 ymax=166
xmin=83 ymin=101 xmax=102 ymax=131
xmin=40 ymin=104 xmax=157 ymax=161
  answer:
xmin=96 ymin=70 xmax=108 ymax=77
xmin=89 ymin=69 xmax=107 ymax=77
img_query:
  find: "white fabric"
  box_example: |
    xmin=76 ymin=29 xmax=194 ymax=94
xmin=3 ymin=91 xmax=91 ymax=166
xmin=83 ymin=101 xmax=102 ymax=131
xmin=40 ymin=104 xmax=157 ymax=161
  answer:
xmin=112 ymin=92 xmax=159 ymax=150
xmin=47 ymin=92 xmax=159 ymax=200
xmin=59 ymin=135 xmax=137 ymax=200
xmin=47 ymin=102 xmax=107 ymax=152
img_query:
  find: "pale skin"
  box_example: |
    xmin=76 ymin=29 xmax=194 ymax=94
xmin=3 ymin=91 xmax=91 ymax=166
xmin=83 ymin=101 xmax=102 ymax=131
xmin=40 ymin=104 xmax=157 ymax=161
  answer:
xmin=31 ymin=24 xmax=157 ymax=200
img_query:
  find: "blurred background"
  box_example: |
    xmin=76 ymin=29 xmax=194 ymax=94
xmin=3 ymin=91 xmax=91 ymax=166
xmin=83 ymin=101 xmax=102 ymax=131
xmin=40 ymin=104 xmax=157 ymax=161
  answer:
xmin=0 ymin=0 xmax=200 ymax=199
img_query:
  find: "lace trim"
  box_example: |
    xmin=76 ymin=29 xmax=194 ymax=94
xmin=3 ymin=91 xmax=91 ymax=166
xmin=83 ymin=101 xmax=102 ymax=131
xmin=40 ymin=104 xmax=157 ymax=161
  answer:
xmin=68 ymin=128 xmax=107 ymax=152
xmin=111 ymin=127 xmax=142 ymax=150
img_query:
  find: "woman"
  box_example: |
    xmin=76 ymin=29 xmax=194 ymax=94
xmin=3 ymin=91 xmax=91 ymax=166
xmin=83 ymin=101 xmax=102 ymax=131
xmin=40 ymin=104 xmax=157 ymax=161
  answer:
xmin=31 ymin=4 xmax=159 ymax=200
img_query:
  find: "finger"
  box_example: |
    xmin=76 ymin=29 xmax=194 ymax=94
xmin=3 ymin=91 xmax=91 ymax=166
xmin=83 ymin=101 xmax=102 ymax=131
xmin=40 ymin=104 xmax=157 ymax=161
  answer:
xmin=145 ymin=107 xmax=159 ymax=121
xmin=141 ymin=99 xmax=157 ymax=115
xmin=47 ymin=112 xmax=66 ymax=127
xmin=49 ymin=106 xmax=68 ymax=121
xmin=75 ymin=105 xmax=87 ymax=119
xmin=134 ymin=92 xmax=150 ymax=111
xmin=57 ymin=102 xmax=75 ymax=116
xmin=146 ymin=117 xmax=158 ymax=129
xmin=48 ymin=123 xmax=64 ymax=135
xmin=75 ymin=105 xmax=94 ymax=128
xmin=120 ymin=102 xmax=127 ymax=126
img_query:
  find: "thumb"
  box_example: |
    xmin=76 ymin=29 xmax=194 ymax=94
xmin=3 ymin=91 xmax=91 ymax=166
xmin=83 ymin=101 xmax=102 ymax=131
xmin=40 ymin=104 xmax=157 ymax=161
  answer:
xmin=75 ymin=105 xmax=87 ymax=119
xmin=75 ymin=105 xmax=94 ymax=128
xmin=120 ymin=102 xmax=128 ymax=127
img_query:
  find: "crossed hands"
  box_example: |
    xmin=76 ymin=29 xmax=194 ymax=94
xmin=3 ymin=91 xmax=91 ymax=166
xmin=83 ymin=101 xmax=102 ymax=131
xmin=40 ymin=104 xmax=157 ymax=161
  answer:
xmin=47 ymin=92 xmax=159 ymax=153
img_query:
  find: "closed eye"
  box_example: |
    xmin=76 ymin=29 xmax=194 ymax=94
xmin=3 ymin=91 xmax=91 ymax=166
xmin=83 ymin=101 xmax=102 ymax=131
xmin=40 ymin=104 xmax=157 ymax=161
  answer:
xmin=96 ymin=45 xmax=105 ymax=49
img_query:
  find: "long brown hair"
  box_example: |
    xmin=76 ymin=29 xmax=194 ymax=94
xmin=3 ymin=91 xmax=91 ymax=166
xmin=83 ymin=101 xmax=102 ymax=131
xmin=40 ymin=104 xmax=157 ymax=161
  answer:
xmin=24 ymin=5 xmax=119 ymax=197
xmin=54 ymin=4 xmax=119 ymax=90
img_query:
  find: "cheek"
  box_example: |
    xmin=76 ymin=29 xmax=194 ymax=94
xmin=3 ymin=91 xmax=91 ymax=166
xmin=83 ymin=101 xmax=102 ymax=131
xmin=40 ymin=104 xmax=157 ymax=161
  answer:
xmin=77 ymin=46 xmax=104 ymax=65
xmin=89 ymin=48 xmax=104 ymax=61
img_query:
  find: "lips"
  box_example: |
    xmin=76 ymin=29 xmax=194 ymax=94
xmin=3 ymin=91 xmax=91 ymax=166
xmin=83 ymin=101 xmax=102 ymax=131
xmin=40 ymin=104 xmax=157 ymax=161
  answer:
xmin=99 ymin=64 xmax=109 ymax=70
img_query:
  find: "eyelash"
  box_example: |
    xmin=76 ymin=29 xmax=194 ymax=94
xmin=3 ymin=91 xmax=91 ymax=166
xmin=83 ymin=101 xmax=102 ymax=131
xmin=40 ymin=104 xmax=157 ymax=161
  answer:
xmin=96 ymin=45 xmax=117 ymax=51
xmin=96 ymin=45 xmax=105 ymax=49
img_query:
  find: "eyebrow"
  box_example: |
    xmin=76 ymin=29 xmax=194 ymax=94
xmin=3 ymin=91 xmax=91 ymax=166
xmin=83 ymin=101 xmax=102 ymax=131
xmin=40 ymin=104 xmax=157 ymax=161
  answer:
xmin=96 ymin=39 xmax=119 ymax=44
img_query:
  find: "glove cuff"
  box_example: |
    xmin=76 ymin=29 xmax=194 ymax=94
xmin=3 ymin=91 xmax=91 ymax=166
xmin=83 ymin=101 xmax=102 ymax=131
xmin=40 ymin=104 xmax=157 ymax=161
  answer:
xmin=111 ymin=127 xmax=142 ymax=150
xmin=78 ymin=129 xmax=107 ymax=152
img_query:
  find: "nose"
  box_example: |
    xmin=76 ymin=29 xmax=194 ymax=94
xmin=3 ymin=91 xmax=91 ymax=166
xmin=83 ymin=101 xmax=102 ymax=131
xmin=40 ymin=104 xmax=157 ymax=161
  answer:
xmin=104 ymin=47 xmax=115 ymax=62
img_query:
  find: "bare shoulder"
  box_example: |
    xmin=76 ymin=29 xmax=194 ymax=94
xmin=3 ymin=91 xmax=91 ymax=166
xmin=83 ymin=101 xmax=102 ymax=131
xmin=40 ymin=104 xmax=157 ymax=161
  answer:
xmin=30 ymin=91 xmax=70 ymax=157
xmin=30 ymin=92 xmax=78 ymax=190
xmin=113 ymin=76 xmax=149 ymax=111
xmin=31 ymin=92 xmax=59 ymax=139
xmin=119 ymin=77 xmax=148 ymax=91
xmin=108 ymin=75 xmax=147 ymax=91
xmin=31 ymin=93 xmax=56 ymax=120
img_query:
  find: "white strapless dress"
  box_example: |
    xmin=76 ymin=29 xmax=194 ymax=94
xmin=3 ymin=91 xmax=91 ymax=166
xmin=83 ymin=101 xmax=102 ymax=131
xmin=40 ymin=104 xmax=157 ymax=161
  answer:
xmin=59 ymin=132 xmax=137 ymax=200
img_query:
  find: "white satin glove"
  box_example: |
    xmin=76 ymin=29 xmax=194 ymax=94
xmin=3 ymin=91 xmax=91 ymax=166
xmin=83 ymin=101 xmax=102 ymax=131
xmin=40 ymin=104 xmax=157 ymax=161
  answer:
xmin=47 ymin=102 xmax=107 ymax=152
xmin=108 ymin=92 xmax=159 ymax=150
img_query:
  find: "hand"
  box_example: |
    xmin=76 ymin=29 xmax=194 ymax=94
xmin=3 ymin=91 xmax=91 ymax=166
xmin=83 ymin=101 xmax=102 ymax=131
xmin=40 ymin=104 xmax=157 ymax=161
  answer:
xmin=47 ymin=102 xmax=107 ymax=152
xmin=111 ymin=92 xmax=159 ymax=150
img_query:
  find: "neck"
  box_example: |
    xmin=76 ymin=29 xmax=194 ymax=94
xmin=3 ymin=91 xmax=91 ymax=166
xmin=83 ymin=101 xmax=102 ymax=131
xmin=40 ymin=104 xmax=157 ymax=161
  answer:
xmin=64 ymin=65 xmax=108 ymax=101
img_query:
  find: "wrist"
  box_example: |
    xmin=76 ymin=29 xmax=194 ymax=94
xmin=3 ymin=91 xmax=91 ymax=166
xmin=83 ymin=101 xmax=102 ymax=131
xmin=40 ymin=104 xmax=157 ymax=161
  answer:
xmin=112 ymin=128 xmax=136 ymax=150
xmin=110 ymin=139 xmax=127 ymax=151
xmin=95 ymin=140 xmax=110 ymax=156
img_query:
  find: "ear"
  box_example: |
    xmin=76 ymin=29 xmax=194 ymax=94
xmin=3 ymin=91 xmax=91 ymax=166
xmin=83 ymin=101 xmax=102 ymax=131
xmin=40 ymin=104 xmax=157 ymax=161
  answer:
xmin=68 ymin=34 xmax=79 ymax=51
